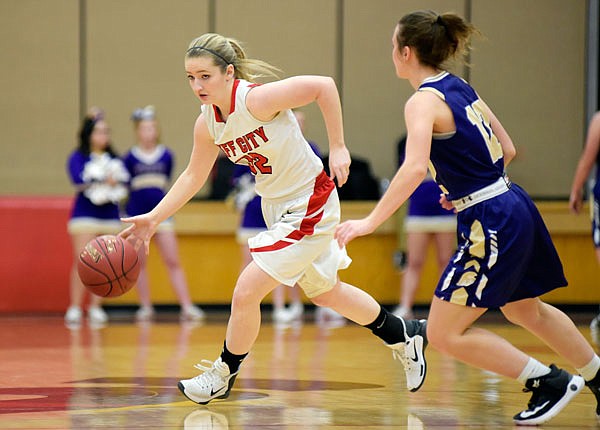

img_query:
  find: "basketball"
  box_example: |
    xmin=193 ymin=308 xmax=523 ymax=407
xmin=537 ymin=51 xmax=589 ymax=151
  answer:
xmin=77 ymin=235 xmax=141 ymax=297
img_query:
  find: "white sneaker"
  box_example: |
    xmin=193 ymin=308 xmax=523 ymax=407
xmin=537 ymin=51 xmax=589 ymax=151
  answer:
xmin=135 ymin=306 xmax=155 ymax=321
xmin=183 ymin=409 xmax=229 ymax=429
xmin=65 ymin=306 xmax=82 ymax=325
xmin=591 ymin=315 xmax=600 ymax=345
xmin=178 ymin=357 xmax=238 ymax=404
xmin=288 ymin=302 xmax=304 ymax=319
xmin=88 ymin=306 xmax=108 ymax=325
xmin=180 ymin=305 xmax=205 ymax=321
xmin=387 ymin=318 xmax=427 ymax=392
xmin=273 ymin=302 xmax=304 ymax=324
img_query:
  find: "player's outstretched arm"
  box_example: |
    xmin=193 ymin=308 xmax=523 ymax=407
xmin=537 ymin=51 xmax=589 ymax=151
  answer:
xmin=121 ymin=114 xmax=219 ymax=254
xmin=335 ymin=92 xmax=433 ymax=247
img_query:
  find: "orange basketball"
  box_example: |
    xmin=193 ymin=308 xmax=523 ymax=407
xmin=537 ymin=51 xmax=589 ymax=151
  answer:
xmin=77 ymin=235 xmax=140 ymax=297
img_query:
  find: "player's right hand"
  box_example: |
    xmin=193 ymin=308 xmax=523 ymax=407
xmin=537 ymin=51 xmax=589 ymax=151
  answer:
xmin=568 ymin=189 xmax=583 ymax=214
xmin=119 ymin=214 xmax=157 ymax=255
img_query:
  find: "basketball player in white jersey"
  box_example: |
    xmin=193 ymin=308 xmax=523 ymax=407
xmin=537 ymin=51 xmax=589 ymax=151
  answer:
xmin=120 ymin=32 xmax=428 ymax=404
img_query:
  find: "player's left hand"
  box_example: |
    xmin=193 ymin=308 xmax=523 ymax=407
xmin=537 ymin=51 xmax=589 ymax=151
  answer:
xmin=328 ymin=146 xmax=351 ymax=187
xmin=335 ymin=218 xmax=374 ymax=248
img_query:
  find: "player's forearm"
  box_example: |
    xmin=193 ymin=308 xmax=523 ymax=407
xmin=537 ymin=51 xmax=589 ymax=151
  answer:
xmin=570 ymin=157 xmax=595 ymax=193
xmin=365 ymin=163 xmax=427 ymax=231
xmin=149 ymin=169 xmax=206 ymax=224
xmin=315 ymin=77 xmax=345 ymax=150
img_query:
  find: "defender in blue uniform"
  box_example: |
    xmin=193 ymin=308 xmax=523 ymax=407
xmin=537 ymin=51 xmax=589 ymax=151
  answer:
xmin=336 ymin=10 xmax=600 ymax=426
xmin=421 ymin=71 xmax=567 ymax=307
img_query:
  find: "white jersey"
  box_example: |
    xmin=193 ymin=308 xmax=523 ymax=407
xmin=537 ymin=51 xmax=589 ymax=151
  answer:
xmin=202 ymin=79 xmax=323 ymax=201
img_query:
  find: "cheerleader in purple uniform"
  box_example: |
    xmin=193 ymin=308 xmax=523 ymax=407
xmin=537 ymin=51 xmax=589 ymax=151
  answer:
xmin=123 ymin=106 xmax=204 ymax=321
xmin=66 ymin=108 xmax=129 ymax=326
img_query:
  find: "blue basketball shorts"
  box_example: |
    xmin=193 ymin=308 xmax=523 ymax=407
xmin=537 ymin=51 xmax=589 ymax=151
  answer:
xmin=435 ymin=184 xmax=567 ymax=308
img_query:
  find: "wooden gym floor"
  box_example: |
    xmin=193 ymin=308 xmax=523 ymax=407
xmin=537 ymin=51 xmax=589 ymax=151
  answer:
xmin=1 ymin=309 xmax=599 ymax=429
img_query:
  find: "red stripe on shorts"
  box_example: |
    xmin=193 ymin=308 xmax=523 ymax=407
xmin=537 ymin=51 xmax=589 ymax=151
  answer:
xmin=250 ymin=171 xmax=334 ymax=253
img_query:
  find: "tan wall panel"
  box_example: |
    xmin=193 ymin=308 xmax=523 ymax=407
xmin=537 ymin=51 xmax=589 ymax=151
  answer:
xmin=342 ymin=0 xmax=466 ymax=182
xmin=0 ymin=0 xmax=80 ymax=194
xmin=470 ymin=0 xmax=586 ymax=197
xmin=0 ymin=1 xmax=591 ymax=200
xmin=85 ymin=0 xmax=210 ymax=190
xmin=214 ymin=0 xmax=338 ymax=155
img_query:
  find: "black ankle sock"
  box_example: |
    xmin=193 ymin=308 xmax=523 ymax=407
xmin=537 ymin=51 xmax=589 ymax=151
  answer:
xmin=364 ymin=307 xmax=417 ymax=345
xmin=220 ymin=342 xmax=248 ymax=374
xmin=589 ymin=368 xmax=600 ymax=386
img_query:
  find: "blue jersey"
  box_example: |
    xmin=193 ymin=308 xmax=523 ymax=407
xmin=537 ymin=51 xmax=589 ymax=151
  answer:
xmin=123 ymin=145 xmax=173 ymax=216
xmin=408 ymin=178 xmax=455 ymax=218
xmin=419 ymin=72 xmax=505 ymax=201
xmin=421 ymin=72 xmax=567 ymax=307
xmin=397 ymin=136 xmax=454 ymax=218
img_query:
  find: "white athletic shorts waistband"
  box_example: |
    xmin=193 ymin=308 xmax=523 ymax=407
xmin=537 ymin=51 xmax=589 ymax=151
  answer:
xmin=452 ymin=176 xmax=511 ymax=212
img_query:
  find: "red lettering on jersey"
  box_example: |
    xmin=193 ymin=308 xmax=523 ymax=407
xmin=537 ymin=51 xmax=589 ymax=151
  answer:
xmin=236 ymin=137 xmax=250 ymax=153
xmin=218 ymin=142 xmax=233 ymax=157
xmin=226 ymin=141 xmax=237 ymax=156
xmin=222 ymin=127 xmax=268 ymax=159
xmin=254 ymin=126 xmax=268 ymax=143
xmin=245 ymin=132 xmax=259 ymax=149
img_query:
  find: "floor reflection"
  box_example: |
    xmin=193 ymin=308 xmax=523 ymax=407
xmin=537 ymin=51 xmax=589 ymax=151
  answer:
xmin=0 ymin=314 xmax=598 ymax=429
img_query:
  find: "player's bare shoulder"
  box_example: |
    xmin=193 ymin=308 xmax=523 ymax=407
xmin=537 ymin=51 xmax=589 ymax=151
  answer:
xmin=404 ymin=90 xmax=441 ymax=123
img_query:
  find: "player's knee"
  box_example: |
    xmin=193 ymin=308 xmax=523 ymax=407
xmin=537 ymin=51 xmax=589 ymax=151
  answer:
xmin=501 ymin=301 xmax=543 ymax=328
xmin=231 ymin=283 xmax=261 ymax=308
xmin=426 ymin=328 xmax=445 ymax=352
xmin=425 ymin=322 xmax=454 ymax=353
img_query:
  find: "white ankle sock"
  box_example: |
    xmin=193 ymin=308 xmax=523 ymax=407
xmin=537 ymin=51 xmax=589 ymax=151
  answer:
xmin=577 ymin=355 xmax=600 ymax=381
xmin=517 ymin=358 xmax=551 ymax=384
